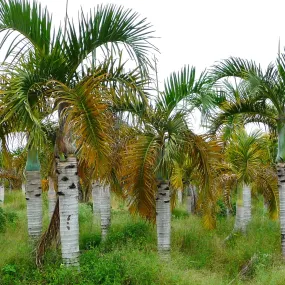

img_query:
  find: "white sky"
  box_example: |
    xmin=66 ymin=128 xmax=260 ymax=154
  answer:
xmin=2 ymin=0 xmax=284 ymax=136
xmin=39 ymin=0 xmax=285 ymax=78
xmin=36 ymin=0 xmax=285 ymax=132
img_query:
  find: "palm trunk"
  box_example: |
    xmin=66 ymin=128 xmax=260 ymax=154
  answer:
xmin=0 ymin=184 xmax=4 ymax=204
xmin=186 ymin=185 xmax=196 ymax=214
xmin=186 ymin=188 xmax=192 ymax=214
xmin=243 ymin=184 xmax=251 ymax=226
xmin=100 ymin=184 xmax=111 ymax=241
xmin=156 ymin=180 xmax=171 ymax=258
xmin=26 ymin=171 xmax=42 ymax=238
xmin=234 ymin=186 xmax=245 ymax=233
xmin=92 ymin=181 xmax=102 ymax=221
xmin=48 ymin=177 xmax=57 ymax=220
xmin=277 ymin=120 xmax=285 ymax=257
xmin=278 ymin=162 xmax=285 ymax=257
xmin=177 ymin=188 xmax=183 ymax=205
xmin=22 ymin=183 xmax=26 ymax=195
xmin=57 ymin=156 xmax=79 ymax=267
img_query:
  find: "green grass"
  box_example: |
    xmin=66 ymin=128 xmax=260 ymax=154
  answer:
xmin=0 ymin=192 xmax=284 ymax=284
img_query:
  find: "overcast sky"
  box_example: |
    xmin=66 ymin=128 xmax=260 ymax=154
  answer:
xmin=36 ymin=0 xmax=284 ymax=133
xmin=38 ymin=0 xmax=285 ymax=81
xmin=5 ymin=0 xmax=285 ymax=138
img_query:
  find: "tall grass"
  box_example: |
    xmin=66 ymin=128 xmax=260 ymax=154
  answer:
xmin=0 ymin=192 xmax=284 ymax=284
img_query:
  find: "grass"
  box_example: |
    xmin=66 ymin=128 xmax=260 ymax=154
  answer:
xmin=0 ymin=191 xmax=284 ymax=284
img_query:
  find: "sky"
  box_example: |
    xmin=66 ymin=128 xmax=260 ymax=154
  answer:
xmin=37 ymin=0 xmax=285 ymax=79
xmin=3 ymin=0 xmax=285 ymax=139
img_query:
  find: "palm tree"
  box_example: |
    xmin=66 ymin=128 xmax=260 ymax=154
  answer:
xmin=225 ymin=130 xmax=274 ymax=233
xmin=120 ymin=66 xmax=220 ymax=257
xmin=0 ymin=0 xmax=157 ymax=266
xmin=210 ymin=55 xmax=284 ymax=252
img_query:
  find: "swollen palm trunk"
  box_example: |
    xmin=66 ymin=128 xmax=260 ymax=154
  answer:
xmin=57 ymin=157 xmax=79 ymax=267
xmin=100 ymin=184 xmax=111 ymax=241
xmin=0 ymin=184 xmax=4 ymax=204
xmin=156 ymin=180 xmax=171 ymax=258
xmin=277 ymin=163 xmax=285 ymax=257
xmin=186 ymin=185 xmax=196 ymax=214
xmin=234 ymin=202 xmax=245 ymax=232
xmin=177 ymin=188 xmax=183 ymax=205
xmin=186 ymin=192 xmax=192 ymax=214
xmin=26 ymin=171 xmax=42 ymax=238
xmin=243 ymin=184 xmax=251 ymax=226
xmin=22 ymin=183 xmax=26 ymax=195
xmin=48 ymin=177 xmax=57 ymax=220
xmin=92 ymin=181 xmax=102 ymax=221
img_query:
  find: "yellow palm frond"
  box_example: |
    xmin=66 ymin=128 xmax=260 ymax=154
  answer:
xmin=120 ymin=133 xmax=160 ymax=220
xmin=170 ymin=161 xmax=184 ymax=190
xmin=52 ymin=76 xmax=113 ymax=179
xmin=252 ymin=167 xmax=278 ymax=220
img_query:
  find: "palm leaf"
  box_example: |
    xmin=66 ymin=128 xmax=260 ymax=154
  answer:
xmin=120 ymin=133 xmax=160 ymax=220
xmin=64 ymin=4 xmax=157 ymax=77
xmin=0 ymin=0 xmax=56 ymax=61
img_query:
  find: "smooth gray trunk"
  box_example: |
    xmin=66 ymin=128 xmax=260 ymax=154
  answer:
xmin=57 ymin=157 xmax=79 ymax=267
xmin=100 ymin=184 xmax=111 ymax=241
xmin=22 ymin=183 xmax=26 ymax=195
xmin=26 ymin=171 xmax=42 ymax=239
xmin=234 ymin=202 xmax=245 ymax=233
xmin=156 ymin=180 xmax=171 ymax=259
xmin=48 ymin=177 xmax=57 ymax=220
xmin=277 ymin=163 xmax=285 ymax=257
xmin=233 ymin=184 xmax=250 ymax=233
xmin=0 ymin=184 xmax=4 ymax=204
xmin=243 ymin=184 xmax=251 ymax=226
xmin=177 ymin=188 xmax=183 ymax=205
xmin=186 ymin=185 xmax=196 ymax=214
xmin=92 ymin=181 xmax=102 ymax=221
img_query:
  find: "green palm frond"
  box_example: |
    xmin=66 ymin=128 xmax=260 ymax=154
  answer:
xmin=208 ymin=97 xmax=277 ymax=135
xmin=158 ymin=65 xmax=213 ymax=116
xmin=64 ymin=4 xmax=157 ymax=77
xmin=211 ymin=57 xmax=263 ymax=82
xmin=0 ymin=64 xmax=52 ymax=148
xmin=225 ymin=130 xmax=270 ymax=184
xmin=0 ymin=0 xmax=57 ymax=61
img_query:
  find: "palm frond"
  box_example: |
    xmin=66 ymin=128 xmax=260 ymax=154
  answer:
xmin=252 ymin=167 xmax=278 ymax=220
xmin=64 ymin=4 xmax=157 ymax=77
xmin=158 ymin=66 xmax=213 ymax=116
xmin=210 ymin=57 xmax=263 ymax=82
xmin=120 ymin=133 xmax=160 ymax=220
xmin=0 ymin=0 xmax=57 ymax=61
xmin=53 ymin=78 xmax=113 ymax=179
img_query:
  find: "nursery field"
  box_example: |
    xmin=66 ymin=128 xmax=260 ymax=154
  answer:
xmin=0 ymin=191 xmax=284 ymax=285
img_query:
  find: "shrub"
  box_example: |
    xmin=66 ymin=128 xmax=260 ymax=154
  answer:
xmin=0 ymin=207 xmax=18 ymax=233
xmin=172 ymin=208 xmax=189 ymax=219
xmin=103 ymin=220 xmax=153 ymax=251
xmin=0 ymin=207 xmax=6 ymax=233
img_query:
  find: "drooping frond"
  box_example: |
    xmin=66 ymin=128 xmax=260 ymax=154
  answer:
xmin=210 ymin=57 xmax=263 ymax=82
xmin=120 ymin=133 xmax=160 ymax=220
xmin=170 ymin=160 xmax=184 ymax=191
xmin=208 ymin=98 xmax=277 ymax=136
xmin=0 ymin=63 xmax=52 ymax=148
xmin=52 ymin=77 xmax=113 ymax=179
xmin=252 ymin=167 xmax=278 ymax=220
xmin=0 ymin=0 xmax=57 ymax=61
